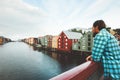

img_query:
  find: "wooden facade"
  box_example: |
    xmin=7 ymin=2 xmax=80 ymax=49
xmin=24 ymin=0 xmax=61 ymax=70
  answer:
xmin=57 ymin=31 xmax=82 ymax=52
xmin=39 ymin=37 xmax=45 ymax=47
xmin=34 ymin=38 xmax=38 ymax=45
xmin=39 ymin=35 xmax=53 ymax=48
xmin=29 ymin=37 xmax=34 ymax=45
xmin=52 ymin=36 xmax=59 ymax=49
xmin=25 ymin=37 xmax=38 ymax=45
xmin=0 ymin=36 xmax=11 ymax=45
xmin=47 ymin=35 xmax=53 ymax=48
xmin=38 ymin=37 xmax=42 ymax=45
xmin=72 ymin=31 xmax=93 ymax=52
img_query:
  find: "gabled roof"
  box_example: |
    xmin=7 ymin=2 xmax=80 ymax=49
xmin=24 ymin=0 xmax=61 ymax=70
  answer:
xmin=63 ymin=31 xmax=82 ymax=39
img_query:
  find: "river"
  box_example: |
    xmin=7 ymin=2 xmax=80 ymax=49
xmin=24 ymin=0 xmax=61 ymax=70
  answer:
xmin=0 ymin=42 xmax=85 ymax=80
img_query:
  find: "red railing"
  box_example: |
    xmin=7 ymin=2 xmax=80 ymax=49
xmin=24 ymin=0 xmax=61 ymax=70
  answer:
xmin=50 ymin=61 xmax=103 ymax=80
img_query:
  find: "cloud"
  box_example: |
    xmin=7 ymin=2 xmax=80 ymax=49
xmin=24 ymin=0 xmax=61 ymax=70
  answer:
xmin=0 ymin=0 xmax=48 ymax=40
xmin=66 ymin=0 xmax=120 ymax=29
xmin=101 ymin=6 xmax=120 ymax=28
xmin=0 ymin=0 xmax=47 ymax=31
xmin=0 ymin=0 xmax=120 ymax=40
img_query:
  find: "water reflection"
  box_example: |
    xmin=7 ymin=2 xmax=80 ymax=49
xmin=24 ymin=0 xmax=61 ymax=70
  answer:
xmin=31 ymin=46 xmax=86 ymax=72
xmin=0 ymin=42 xmax=85 ymax=80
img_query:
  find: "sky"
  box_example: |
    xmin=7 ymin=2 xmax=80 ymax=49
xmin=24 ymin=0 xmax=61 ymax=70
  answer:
xmin=0 ymin=0 xmax=120 ymax=40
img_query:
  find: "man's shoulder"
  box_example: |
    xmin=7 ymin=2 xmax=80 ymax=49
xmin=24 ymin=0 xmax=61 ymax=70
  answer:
xmin=95 ymin=29 xmax=109 ymax=40
xmin=96 ymin=29 xmax=116 ymax=41
xmin=97 ymin=29 xmax=111 ymax=37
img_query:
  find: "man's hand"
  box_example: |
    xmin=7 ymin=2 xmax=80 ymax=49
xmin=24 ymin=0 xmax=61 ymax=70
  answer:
xmin=86 ymin=55 xmax=92 ymax=61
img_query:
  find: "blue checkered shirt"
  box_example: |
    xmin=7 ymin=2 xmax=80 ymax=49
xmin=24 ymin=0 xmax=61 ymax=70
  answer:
xmin=92 ymin=29 xmax=120 ymax=79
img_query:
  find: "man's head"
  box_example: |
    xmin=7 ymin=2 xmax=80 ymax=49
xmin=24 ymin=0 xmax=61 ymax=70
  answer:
xmin=92 ymin=20 xmax=106 ymax=37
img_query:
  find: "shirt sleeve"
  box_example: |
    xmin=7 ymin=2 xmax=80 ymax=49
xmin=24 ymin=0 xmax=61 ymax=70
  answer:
xmin=92 ymin=35 xmax=107 ymax=62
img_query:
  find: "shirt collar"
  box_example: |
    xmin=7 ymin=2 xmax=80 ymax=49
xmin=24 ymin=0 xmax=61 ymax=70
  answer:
xmin=100 ymin=28 xmax=107 ymax=32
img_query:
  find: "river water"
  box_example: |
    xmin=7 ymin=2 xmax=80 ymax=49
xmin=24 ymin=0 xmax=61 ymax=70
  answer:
xmin=0 ymin=42 xmax=85 ymax=80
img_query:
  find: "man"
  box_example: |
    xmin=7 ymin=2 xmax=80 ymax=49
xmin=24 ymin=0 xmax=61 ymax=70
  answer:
xmin=86 ymin=20 xmax=120 ymax=80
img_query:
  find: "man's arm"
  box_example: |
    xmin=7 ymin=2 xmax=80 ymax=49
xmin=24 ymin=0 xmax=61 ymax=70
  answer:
xmin=92 ymin=35 xmax=107 ymax=62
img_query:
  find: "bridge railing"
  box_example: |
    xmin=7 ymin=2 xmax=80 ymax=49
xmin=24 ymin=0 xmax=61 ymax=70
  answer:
xmin=50 ymin=61 xmax=103 ymax=80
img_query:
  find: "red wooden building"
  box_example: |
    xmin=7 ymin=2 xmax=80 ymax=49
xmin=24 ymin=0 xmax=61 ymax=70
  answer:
xmin=57 ymin=31 xmax=82 ymax=52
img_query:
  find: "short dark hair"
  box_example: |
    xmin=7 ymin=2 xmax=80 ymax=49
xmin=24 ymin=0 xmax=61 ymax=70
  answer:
xmin=93 ymin=20 xmax=106 ymax=30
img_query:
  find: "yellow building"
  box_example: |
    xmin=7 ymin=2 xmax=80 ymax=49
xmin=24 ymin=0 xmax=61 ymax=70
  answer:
xmin=0 ymin=37 xmax=3 ymax=45
xmin=52 ymin=36 xmax=59 ymax=49
xmin=28 ymin=37 xmax=34 ymax=45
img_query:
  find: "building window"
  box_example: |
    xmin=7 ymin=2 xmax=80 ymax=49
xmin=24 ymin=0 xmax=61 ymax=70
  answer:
xmin=82 ymin=39 xmax=86 ymax=44
xmin=88 ymin=47 xmax=91 ymax=51
xmin=59 ymin=46 xmax=61 ymax=48
xmin=64 ymin=36 xmax=66 ymax=38
xmin=88 ymin=42 xmax=91 ymax=46
xmin=88 ymin=38 xmax=91 ymax=41
xmin=59 ymin=39 xmax=60 ymax=41
xmin=66 ymin=39 xmax=68 ymax=41
xmin=88 ymin=35 xmax=91 ymax=37
xmin=65 ymin=47 xmax=68 ymax=49
xmin=83 ymin=38 xmax=85 ymax=40
xmin=78 ymin=46 xmax=80 ymax=49
xmin=59 ymin=42 xmax=61 ymax=45
xmin=65 ymin=43 xmax=68 ymax=45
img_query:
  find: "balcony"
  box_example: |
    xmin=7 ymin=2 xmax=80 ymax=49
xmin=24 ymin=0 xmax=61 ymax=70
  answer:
xmin=50 ymin=61 xmax=103 ymax=80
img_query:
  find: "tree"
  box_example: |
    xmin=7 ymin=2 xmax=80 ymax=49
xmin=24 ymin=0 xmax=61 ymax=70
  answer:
xmin=70 ymin=28 xmax=83 ymax=34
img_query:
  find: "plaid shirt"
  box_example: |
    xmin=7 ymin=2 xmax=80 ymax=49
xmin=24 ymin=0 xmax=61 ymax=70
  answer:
xmin=92 ymin=29 xmax=120 ymax=79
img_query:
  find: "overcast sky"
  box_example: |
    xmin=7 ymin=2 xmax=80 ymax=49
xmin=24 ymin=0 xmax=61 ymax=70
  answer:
xmin=0 ymin=0 xmax=120 ymax=40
